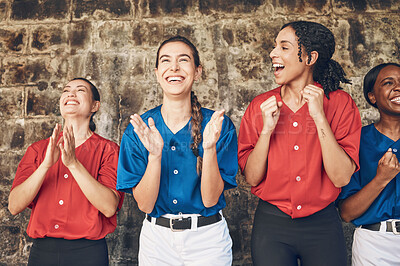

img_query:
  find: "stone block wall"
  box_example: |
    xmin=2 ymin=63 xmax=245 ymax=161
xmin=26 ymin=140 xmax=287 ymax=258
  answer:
xmin=0 ymin=0 xmax=399 ymax=265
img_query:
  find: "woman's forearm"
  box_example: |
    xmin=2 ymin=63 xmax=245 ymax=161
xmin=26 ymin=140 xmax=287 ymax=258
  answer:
xmin=339 ymin=177 xmax=388 ymax=222
xmin=132 ymin=154 xmax=162 ymax=214
xmin=68 ymin=160 xmax=120 ymax=218
xmin=315 ymin=117 xmax=356 ymax=187
xmin=8 ymin=163 xmax=49 ymax=215
xmin=200 ymin=146 xmax=224 ymax=208
xmin=243 ymin=133 xmax=271 ymax=187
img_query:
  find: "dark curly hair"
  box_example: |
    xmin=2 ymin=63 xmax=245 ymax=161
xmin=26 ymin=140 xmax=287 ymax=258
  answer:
xmin=281 ymin=21 xmax=351 ymax=98
xmin=363 ymin=63 xmax=400 ymax=108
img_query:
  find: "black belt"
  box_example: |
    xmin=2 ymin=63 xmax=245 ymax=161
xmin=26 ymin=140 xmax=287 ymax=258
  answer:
xmin=146 ymin=213 xmax=222 ymax=231
xmin=361 ymin=221 xmax=400 ymax=234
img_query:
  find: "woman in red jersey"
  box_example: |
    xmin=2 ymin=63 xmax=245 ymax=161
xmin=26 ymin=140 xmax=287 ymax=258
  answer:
xmin=8 ymin=78 xmax=123 ymax=266
xmin=238 ymin=21 xmax=361 ymax=265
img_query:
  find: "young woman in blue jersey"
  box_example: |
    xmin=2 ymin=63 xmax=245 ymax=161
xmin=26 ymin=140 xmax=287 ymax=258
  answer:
xmin=338 ymin=63 xmax=400 ymax=265
xmin=117 ymin=36 xmax=238 ymax=265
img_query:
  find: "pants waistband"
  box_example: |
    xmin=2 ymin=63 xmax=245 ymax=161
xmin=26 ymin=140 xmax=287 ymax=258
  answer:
xmin=146 ymin=213 xmax=222 ymax=231
xmin=361 ymin=220 xmax=400 ymax=234
xmin=257 ymin=199 xmax=336 ymax=219
xmin=32 ymin=237 xmax=106 ymax=251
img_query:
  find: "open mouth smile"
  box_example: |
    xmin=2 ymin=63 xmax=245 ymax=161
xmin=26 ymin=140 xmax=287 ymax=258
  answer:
xmin=166 ymin=76 xmax=185 ymax=84
xmin=65 ymin=100 xmax=79 ymax=105
xmin=272 ymin=63 xmax=285 ymax=74
xmin=390 ymin=96 xmax=400 ymax=104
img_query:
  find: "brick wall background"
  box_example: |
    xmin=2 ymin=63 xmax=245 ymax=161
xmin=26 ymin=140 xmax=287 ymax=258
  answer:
xmin=0 ymin=0 xmax=399 ymax=265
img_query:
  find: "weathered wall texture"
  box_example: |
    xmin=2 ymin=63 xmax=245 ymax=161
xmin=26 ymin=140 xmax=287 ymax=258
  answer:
xmin=0 ymin=0 xmax=399 ymax=265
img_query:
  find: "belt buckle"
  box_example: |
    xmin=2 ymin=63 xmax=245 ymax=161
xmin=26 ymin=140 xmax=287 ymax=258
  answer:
xmin=392 ymin=220 xmax=400 ymax=235
xmin=169 ymin=217 xmax=185 ymax=232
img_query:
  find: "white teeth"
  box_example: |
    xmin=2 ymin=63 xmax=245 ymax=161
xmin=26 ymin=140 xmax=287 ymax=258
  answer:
xmin=273 ymin=64 xmax=284 ymax=68
xmin=391 ymin=97 xmax=400 ymax=103
xmin=167 ymin=76 xmax=183 ymax=82
xmin=66 ymin=101 xmax=78 ymax=105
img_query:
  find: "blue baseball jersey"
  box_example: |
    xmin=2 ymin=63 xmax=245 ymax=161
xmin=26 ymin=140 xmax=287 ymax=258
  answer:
xmin=117 ymin=105 xmax=238 ymax=218
xmin=338 ymin=124 xmax=400 ymax=226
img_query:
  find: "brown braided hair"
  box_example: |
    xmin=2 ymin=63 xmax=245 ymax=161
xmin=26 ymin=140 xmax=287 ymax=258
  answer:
xmin=156 ymin=35 xmax=204 ymax=174
xmin=190 ymin=91 xmax=203 ymax=174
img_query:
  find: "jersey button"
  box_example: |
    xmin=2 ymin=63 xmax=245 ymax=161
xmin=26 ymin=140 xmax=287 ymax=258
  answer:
xmin=393 ymin=148 xmax=398 ymax=153
xmin=294 ymin=145 xmax=299 ymax=151
xmin=173 ymin=199 xmax=178 ymax=204
xmin=297 ymin=205 xmax=302 ymax=210
xmin=293 ymin=121 xmax=298 ymax=127
xmin=296 ymin=176 xmax=301 ymax=182
xmin=64 ymin=174 xmax=68 ymax=178
xmin=54 ymin=224 xmax=59 ymax=229
xmin=59 ymin=200 xmax=64 ymax=205
xmin=171 ymin=146 xmax=176 ymax=151
xmin=173 ymin=169 xmax=178 ymax=175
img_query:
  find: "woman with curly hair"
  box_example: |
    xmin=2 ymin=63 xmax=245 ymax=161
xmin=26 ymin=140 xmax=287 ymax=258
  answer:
xmin=238 ymin=21 xmax=361 ymax=265
xmin=117 ymin=36 xmax=238 ymax=265
xmin=338 ymin=63 xmax=400 ymax=265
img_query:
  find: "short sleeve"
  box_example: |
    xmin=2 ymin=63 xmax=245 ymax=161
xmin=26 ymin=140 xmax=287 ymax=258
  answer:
xmin=238 ymin=100 xmax=262 ymax=173
xmin=117 ymin=124 xmax=149 ymax=194
xmin=97 ymin=141 xmax=124 ymax=210
xmin=215 ymin=117 xmax=238 ymax=190
xmin=337 ymin=170 xmax=362 ymax=201
xmin=11 ymin=142 xmax=45 ymax=208
xmin=330 ymin=92 xmax=362 ymax=172
xmin=12 ymin=143 xmax=43 ymax=190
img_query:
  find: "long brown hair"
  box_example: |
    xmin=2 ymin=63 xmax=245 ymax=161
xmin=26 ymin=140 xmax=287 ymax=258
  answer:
xmin=156 ymin=36 xmax=203 ymax=174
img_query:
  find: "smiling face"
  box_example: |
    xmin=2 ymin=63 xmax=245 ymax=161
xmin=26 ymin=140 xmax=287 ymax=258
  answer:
xmin=155 ymin=41 xmax=202 ymax=99
xmin=59 ymin=79 xmax=99 ymax=119
xmin=369 ymin=65 xmax=400 ymax=116
xmin=269 ymin=26 xmax=311 ymax=86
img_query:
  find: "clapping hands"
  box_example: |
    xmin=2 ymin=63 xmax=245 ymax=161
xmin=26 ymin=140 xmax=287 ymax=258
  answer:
xmin=130 ymin=114 xmax=164 ymax=157
xmin=203 ymin=110 xmax=225 ymax=150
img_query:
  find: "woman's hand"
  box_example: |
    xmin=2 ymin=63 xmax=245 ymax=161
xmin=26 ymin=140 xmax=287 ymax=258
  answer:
xmin=42 ymin=123 xmax=61 ymax=169
xmin=59 ymin=125 xmax=78 ymax=168
xmin=203 ymin=110 xmax=225 ymax=150
xmin=130 ymin=114 xmax=164 ymax=157
xmin=376 ymin=148 xmax=400 ymax=184
xmin=260 ymin=96 xmax=283 ymax=135
xmin=8 ymin=123 xmax=63 ymax=215
xmin=302 ymin=84 xmax=325 ymax=122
